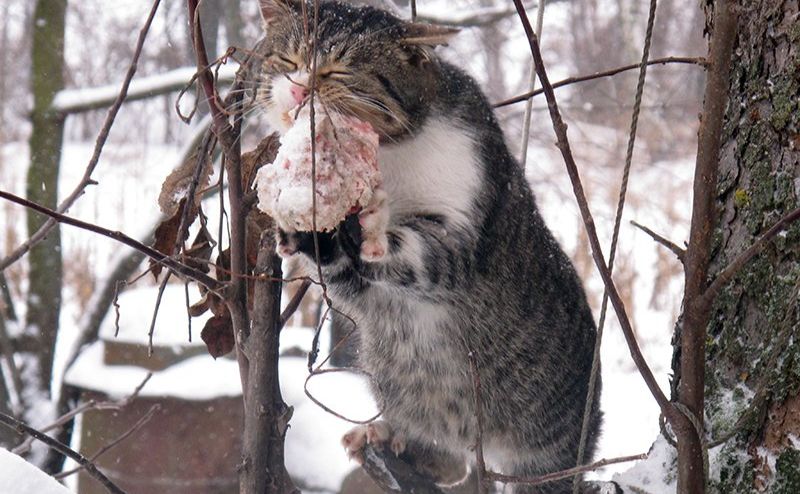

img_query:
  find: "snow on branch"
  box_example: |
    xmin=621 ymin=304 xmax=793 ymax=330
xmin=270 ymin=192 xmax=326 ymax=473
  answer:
xmin=52 ymin=65 xmax=237 ymax=114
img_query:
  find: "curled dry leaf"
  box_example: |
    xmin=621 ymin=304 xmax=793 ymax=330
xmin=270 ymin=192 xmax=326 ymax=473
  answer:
xmin=200 ymin=312 xmax=235 ymax=359
xmin=149 ymin=199 xmax=195 ymax=279
xmin=158 ymin=148 xmax=214 ymax=216
xmin=241 ymin=132 xmax=281 ymax=193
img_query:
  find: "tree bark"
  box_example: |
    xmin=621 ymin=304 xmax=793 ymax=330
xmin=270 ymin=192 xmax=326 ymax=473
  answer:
xmin=25 ymin=0 xmax=67 ymax=400
xmin=700 ymin=0 xmax=800 ymax=491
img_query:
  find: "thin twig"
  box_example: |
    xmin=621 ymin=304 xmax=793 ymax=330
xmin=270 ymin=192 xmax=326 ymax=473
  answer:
xmin=0 ymin=0 xmax=163 ymax=271
xmin=0 ymin=191 xmax=221 ymax=291
xmin=493 ymin=57 xmax=706 ymax=108
xmin=12 ymin=373 xmax=152 ymax=456
xmin=279 ymin=279 xmax=312 ymax=329
xmin=702 ymin=206 xmax=800 ymax=305
xmin=468 ymin=352 xmax=490 ymax=494
xmin=511 ymin=0 xmax=676 ymax=421
xmin=631 ymin=220 xmax=686 ymax=262
xmin=0 ymin=412 xmax=127 ymax=494
xmin=55 ymin=404 xmax=160 ymax=480
xmin=147 ymin=273 xmax=172 ymax=356
xmin=487 ymin=453 xmax=648 ymax=487
xmin=305 ymin=0 xmax=333 ymax=311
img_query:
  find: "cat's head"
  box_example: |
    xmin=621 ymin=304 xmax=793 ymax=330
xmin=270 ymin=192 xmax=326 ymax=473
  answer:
xmin=254 ymin=0 xmax=457 ymax=141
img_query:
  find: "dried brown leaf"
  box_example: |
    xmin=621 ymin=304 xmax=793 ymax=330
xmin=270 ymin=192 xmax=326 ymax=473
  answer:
xmin=241 ymin=133 xmax=280 ymax=192
xmin=188 ymin=293 xmax=211 ymax=317
xmin=158 ymin=149 xmax=214 ymax=216
xmin=200 ymin=313 xmax=235 ymax=359
xmin=149 ymin=199 xmax=194 ymax=279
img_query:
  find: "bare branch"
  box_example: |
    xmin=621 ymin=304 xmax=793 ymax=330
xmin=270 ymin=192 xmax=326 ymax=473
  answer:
xmin=0 ymin=0 xmax=163 ymax=272
xmin=702 ymin=206 xmax=800 ymax=305
xmin=468 ymin=352 xmax=490 ymax=494
xmin=631 ymin=221 xmax=686 ymax=262
xmin=0 ymin=190 xmax=222 ymax=291
xmin=361 ymin=445 xmax=446 ymax=494
xmin=279 ymin=279 xmax=312 ymax=329
xmin=0 ymin=412 xmax=127 ymax=494
xmin=676 ymin=1 xmax=738 ymax=490
xmin=510 ymin=0 xmax=676 ymax=421
xmin=493 ymin=57 xmax=706 ymax=108
xmin=13 ymin=373 xmax=152 ymax=456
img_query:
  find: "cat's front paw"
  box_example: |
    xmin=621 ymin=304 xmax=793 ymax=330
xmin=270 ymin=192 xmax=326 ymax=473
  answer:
xmin=341 ymin=420 xmax=406 ymax=463
xmin=358 ymin=189 xmax=390 ymax=263
xmin=276 ymin=229 xmax=299 ymax=258
xmin=360 ymin=235 xmax=388 ymax=262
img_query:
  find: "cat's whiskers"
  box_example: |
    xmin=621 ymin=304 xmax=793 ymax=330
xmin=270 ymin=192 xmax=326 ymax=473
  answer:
xmin=334 ymin=92 xmax=411 ymax=136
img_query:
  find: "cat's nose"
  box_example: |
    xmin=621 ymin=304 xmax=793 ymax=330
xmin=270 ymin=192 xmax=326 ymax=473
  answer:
xmin=290 ymin=83 xmax=308 ymax=105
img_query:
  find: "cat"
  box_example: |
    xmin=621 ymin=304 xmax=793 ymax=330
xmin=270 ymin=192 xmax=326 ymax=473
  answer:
xmin=255 ymin=1 xmax=602 ymax=492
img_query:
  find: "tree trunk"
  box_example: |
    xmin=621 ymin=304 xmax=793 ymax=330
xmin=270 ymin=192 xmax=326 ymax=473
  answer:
xmin=702 ymin=0 xmax=800 ymax=491
xmin=25 ymin=0 xmax=67 ymax=402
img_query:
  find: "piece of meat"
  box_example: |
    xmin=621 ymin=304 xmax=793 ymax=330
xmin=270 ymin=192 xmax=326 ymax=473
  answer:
xmin=255 ymin=106 xmax=381 ymax=233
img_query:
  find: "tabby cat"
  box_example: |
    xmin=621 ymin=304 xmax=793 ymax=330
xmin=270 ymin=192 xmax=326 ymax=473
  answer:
xmin=256 ymin=1 xmax=601 ymax=492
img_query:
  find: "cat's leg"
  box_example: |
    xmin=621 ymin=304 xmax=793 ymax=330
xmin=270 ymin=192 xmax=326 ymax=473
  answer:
xmin=358 ymin=188 xmax=390 ymax=262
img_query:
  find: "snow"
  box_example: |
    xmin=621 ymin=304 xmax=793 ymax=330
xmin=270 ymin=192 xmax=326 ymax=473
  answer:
xmin=0 ymin=448 xmax=72 ymax=494
xmin=256 ymin=106 xmax=381 ymax=232
xmin=612 ymin=436 xmax=678 ymax=493
xmin=283 ymin=358 xmax=378 ymax=491
xmin=63 ymin=344 xmax=373 ymax=490
xmin=52 ymin=65 xmax=237 ymax=113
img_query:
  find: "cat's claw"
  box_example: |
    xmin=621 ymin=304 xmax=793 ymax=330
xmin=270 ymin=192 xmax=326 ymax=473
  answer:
xmin=342 ymin=421 xmax=406 ymax=463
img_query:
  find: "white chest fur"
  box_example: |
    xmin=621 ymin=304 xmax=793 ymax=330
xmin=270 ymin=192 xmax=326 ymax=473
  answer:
xmin=378 ymin=118 xmax=482 ymax=228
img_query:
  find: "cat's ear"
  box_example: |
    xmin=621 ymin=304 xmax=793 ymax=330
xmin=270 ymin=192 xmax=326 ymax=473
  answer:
xmin=259 ymin=0 xmax=298 ymax=24
xmin=401 ymin=23 xmax=460 ymax=47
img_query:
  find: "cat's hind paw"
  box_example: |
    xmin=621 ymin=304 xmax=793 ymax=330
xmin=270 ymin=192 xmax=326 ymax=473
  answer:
xmin=341 ymin=420 xmax=406 ymax=463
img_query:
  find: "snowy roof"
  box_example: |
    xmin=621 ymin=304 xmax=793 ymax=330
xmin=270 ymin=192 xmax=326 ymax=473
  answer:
xmin=64 ymin=341 xmax=241 ymax=400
